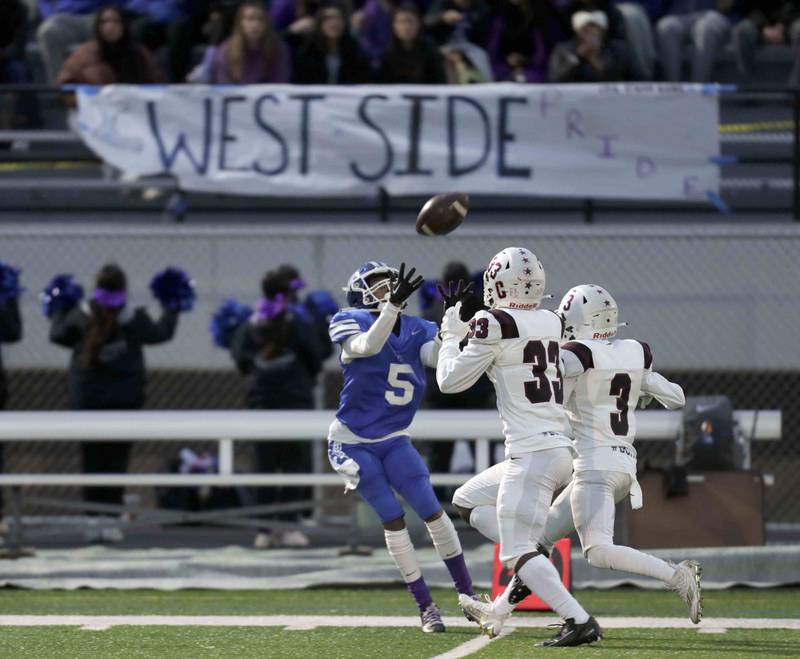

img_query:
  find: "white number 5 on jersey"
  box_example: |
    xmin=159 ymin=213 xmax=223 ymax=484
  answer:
xmin=386 ymin=363 xmax=415 ymax=406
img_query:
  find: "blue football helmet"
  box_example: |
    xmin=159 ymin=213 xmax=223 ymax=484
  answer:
xmin=344 ymin=261 xmax=397 ymax=309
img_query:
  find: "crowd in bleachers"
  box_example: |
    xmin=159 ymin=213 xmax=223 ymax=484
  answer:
xmin=0 ymin=0 xmax=799 ymax=94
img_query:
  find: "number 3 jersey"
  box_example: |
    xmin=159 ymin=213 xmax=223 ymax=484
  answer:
xmin=561 ymin=339 xmax=685 ymax=474
xmin=438 ymin=307 xmax=572 ymax=457
xmin=329 ymin=308 xmax=438 ymax=443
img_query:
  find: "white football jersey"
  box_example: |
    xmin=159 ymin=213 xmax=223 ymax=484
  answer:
xmin=561 ymin=339 xmax=685 ymax=473
xmin=437 ymin=307 xmax=572 ymax=457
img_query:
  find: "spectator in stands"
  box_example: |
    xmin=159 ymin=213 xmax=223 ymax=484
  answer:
xmin=208 ymin=0 xmax=292 ymax=83
xmin=352 ymin=0 xmax=420 ymax=65
xmin=731 ymin=1 xmax=800 ymax=85
xmin=549 ymin=9 xmax=631 ymax=81
xmin=272 ymin=0 xmax=353 ymax=39
xmin=229 ymin=268 xmax=323 ymax=549
xmin=48 ymin=263 xmax=186 ymax=542
xmin=378 ymin=3 xmax=447 ymax=83
xmin=167 ymin=1 xmax=236 ymax=82
xmin=566 ymin=0 xmax=636 ymax=78
xmin=486 ymin=0 xmax=565 ymax=83
xmin=441 ymin=44 xmax=492 ymax=82
xmin=0 ymin=0 xmax=42 ymax=130
xmin=424 ymin=0 xmax=492 ymax=47
xmin=125 ymin=0 xmax=185 ymax=60
xmin=617 ymin=1 xmax=662 ymax=79
xmin=55 ymin=5 xmax=165 ymax=91
xmin=36 ymin=0 xmax=107 ymax=84
xmin=0 ymin=262 xmax=22 ymax=531
xmin=656 ymin=0 xmax=739 ymax=82
xmin=292 ymin=2 xmax=372 ymax=83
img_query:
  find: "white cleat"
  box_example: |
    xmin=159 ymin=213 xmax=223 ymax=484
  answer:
xmin=457 ymin=593 xmax=508 ymax=638
xmin=670 ymin=560 xmax=703 ymax=624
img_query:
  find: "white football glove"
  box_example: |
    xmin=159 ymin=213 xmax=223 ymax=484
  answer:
xmin=440 ymin=301 xmax=470 ymax=343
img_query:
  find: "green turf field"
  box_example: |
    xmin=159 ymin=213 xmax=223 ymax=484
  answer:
xmin=0 ymin=588 xmax=796 ymax=658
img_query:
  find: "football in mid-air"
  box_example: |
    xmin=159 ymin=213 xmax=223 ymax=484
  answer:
xmin=415 ymin=192 xmax=469 ymax=236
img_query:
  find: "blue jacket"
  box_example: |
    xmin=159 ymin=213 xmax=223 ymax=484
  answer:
xmin=38 ymin=0 xmax=114 ymax=19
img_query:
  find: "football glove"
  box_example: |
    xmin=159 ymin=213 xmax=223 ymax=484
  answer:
xmin=438 ymin=279 xmax=474 ymax=315
xmin=389 ymin=262 xmax=424 ymax=306
xmin=440 ymin=301 xmax=470 ymax=342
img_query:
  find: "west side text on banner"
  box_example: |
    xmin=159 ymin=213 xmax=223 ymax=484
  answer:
xmin=75 ymin=83 xmax=720 ymax=200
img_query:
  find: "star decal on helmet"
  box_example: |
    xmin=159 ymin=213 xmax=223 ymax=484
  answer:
xmin=524 ymin=282 xmax=532 ymax=290
xmin=523 ymin=268 xmax=532 ymax=275
xmin=522 ymin=257 xmax=530 ymax=264
xmin=565 ymin=325 xmax=574 ymax=333
xmin=604 ymin=299 xmax=611 ymax=306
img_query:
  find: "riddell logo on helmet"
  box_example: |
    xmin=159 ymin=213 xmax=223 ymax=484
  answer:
xmin=507 ymin=302 xmax=536 ymax=309
xmin=593 ymin=330 xmax=615 ymax=339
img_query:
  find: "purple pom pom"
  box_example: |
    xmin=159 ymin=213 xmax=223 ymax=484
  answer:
xmin=41 ymin=274 xmax=84 ymax=318
xmin=150 ymin=267 xmax=196 ymax=312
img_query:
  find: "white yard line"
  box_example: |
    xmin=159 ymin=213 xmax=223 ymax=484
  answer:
xmin=0 ymin=615 xmax=796 ymax=631
xmin=431 ymin=627 xmax=514 ymax=659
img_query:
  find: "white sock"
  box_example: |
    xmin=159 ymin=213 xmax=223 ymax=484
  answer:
xmin=469 ymin=505 xmax=500 ymax=543
xmin=425 ymin=514 xmax=462 ymax=560
xmin=587 ymin=544 xmax=676 ymax=583
xmin=492 ymin=580 xmax=517 ymax=617
xmin=384 ymin=528 xmax=421 ymax=583
xmin=516 ymin=554 xmax=589 ymax=623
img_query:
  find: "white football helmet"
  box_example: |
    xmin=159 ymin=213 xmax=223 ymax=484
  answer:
xmin=557 ymin=284 xmax=624 ymax=341
xmin=483 ymin=247 xmax=545 ymax=310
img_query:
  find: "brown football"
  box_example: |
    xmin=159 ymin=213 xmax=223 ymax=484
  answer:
xmin=415 ymin=192 xmax=469 ymax=236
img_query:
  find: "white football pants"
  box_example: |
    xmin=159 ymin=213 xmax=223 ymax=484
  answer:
xmin=541 ymin=469 xmax=676 ymax=583
xmin=453 ymin=447 xmax=573 ymax=565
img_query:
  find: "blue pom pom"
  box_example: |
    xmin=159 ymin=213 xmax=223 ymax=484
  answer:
xmin=305 ymin=290 xmax=339 ymax=319
xmin=41 ymin=274 xmax=84 ymax=318
xmin=210 ymin=298 xmax=252 ymax=348
xmin=0 ymin=262 xmax=23 ymax=304
xmin=150 ymin=267 xmax=196 ymax=312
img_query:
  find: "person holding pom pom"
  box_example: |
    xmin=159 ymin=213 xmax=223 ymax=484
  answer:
xmin=46 ymin=263 xmax=192 ymax=542
xmin=0 ymin=261 xmax=23 ymax=529
xmin=228 ymin=267 xmax=323 ymax=549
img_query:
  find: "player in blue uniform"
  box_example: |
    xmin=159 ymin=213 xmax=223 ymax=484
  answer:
xmin=327 ymin=261 xmax=475 ymax=633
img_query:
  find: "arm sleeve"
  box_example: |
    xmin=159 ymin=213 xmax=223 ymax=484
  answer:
xmin=229 ymin=321 xmax=256 ymax=374
xmin=0 ymin=299 xmax=22 ymax=343
xmin=642 ymin=370 xmax=686 ymax=410
xmin=124 ymin=308 xmax=179 ymax=345
xmin=338 ymin=303 xmax=401 ymax=363
xmin=436 ymin=311 xmax=500 ymax=394
xmin=560 ymin=349 xmax=585 ymax=379
xmin=420 ymin=336 xmax=441 ymax=368
xmin=49 ymin=307 xmax=84 ymax=347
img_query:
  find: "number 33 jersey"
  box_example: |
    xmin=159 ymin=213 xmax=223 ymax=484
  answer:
xmin=329 ymin=309 xmax=438 ymax=443
xmin=439 ymin=308 xmax=573 ymax=456
xmin=560 ymin=339 xmax=685 ymax=473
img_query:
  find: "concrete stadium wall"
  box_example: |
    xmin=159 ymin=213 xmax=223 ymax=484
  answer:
xmin=1 ymin=222 xmax=798 ymax=370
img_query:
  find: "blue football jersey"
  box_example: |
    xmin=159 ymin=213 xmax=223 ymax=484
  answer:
xmin=329 ymin=309 xmax=438 ymax=440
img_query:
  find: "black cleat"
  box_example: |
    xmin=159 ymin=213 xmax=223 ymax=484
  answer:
xmin=537 ymin=616 xmax=603 ymax=647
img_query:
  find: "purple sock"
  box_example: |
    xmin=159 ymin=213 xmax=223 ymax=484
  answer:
xmin=407 ymin=576 xmax=433 ymax=612
xmin=444 ymin=554 xmax=474 ymax=597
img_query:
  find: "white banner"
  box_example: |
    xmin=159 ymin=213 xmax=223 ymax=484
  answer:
xmin=75 ymin=83 xmax=720 ymax=200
